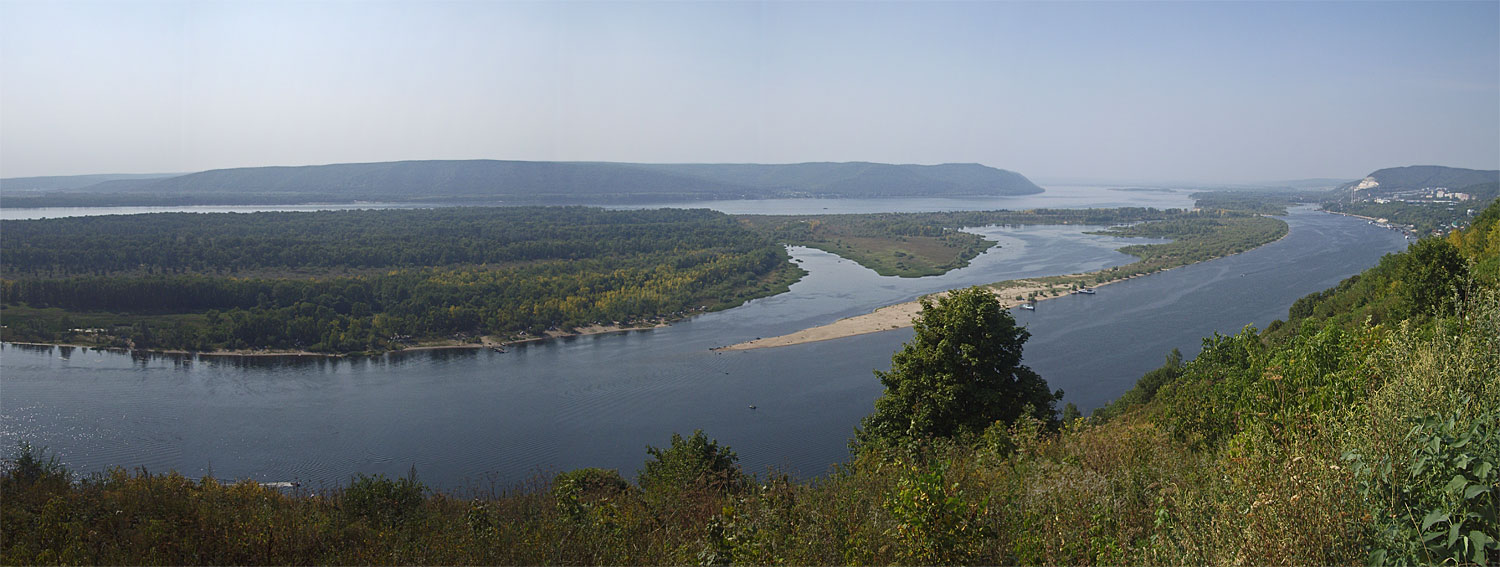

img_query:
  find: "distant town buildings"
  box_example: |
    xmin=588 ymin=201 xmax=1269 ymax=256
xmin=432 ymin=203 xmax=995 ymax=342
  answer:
xmin=1356 ymin=185 xmax=1473 ymax=204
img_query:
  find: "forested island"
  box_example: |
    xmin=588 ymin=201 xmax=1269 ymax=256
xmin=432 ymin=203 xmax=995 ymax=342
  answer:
xmin=1 ymin=207 xmax=802 ymax=354
xmin=3 ymin=201 xmax=1494 ymax=566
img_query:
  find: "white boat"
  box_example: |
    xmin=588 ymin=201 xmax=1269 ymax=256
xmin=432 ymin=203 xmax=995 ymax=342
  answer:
xmin=1020 ymin=303 xmax=1035 ymax=310
xmin=1078 ymin=288 xmax=1096 ymax=294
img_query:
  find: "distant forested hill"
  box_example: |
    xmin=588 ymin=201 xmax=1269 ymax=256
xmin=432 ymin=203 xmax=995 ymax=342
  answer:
xmin=0 ymin=173 xmax=178 ymax=192
xmin=1340 ymin=165 xmax=1499 ymax=198
xmin=633 ymin=162 xmax=1042 ymax=197
xmin=0 ymin=160 xmax=1043 ymax=208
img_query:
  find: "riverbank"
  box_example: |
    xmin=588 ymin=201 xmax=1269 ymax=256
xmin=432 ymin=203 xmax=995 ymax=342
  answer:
xmin=2 ymin=322 xmax=670 ymax=359
xmin=719 ymin=214 xmax=1293 ymax=351
xmin=716 ymin=271 xmax=1137 ymax=351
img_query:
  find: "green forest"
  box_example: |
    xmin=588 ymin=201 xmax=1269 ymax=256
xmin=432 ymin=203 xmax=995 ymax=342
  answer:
xmin=1 ymin=207 xmax=803 ymax=353
xmin=3 ymin=201 xmax=1496 ymax=565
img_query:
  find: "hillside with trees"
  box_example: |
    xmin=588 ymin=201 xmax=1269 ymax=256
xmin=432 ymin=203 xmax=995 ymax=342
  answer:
xmin=0 ymin=160 xmax=1043 ymax=208
xmin=1340 ymin=165 xmax=1499 ymax=200
xmin=0 ymin=173 xmax=179 ymax=192
xmin=636 ymin=162 xmax=1042 ymax=197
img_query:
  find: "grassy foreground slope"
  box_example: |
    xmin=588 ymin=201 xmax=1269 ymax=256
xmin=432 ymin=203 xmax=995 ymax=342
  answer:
xmin=3 ymin=204 xmax=1495 ymax=565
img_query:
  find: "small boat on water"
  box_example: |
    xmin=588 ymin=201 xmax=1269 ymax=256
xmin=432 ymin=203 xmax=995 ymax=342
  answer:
xmin=1078 ymin=288 xmax=1095 ymax=294
xmin=748 ymin=405 xmax=757 ymax=410
xmin=1020 ymin=303 xmax=1035 ymax=310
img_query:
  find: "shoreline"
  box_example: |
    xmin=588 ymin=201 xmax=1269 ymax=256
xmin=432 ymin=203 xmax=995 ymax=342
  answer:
xmin=713 ymin=270 xmax=1136 ymax=352
xmin=6 ymin=215 xmax=1297 ymax=358
xmin=717 ymin=215 xmax=1296 ymax=352
xmin=2 ymin=322 xmax=668 ymax=359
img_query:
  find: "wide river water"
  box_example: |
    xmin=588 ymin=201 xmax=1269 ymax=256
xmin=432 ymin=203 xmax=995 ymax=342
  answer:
xmin=0 ymin=190 xmax=1407 ymax=491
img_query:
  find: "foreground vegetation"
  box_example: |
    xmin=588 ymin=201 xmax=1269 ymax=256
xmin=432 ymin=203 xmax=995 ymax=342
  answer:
xmin=5 ymin=203 xmax=1495 ymax=565
xmin=1 ymin=207 xmax=802 ymax=354
xmin=1263 ymin=201 xmax=1500 ymax=342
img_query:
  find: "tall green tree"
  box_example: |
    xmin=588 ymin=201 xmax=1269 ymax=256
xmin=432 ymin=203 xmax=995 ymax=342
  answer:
xmin=1401 ymin=237 xmax=1469 ymax=316
xmin=857 ymin=286 xmax=1059 ymax=448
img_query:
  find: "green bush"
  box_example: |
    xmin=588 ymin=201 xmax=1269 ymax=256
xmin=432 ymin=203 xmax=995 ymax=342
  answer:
xmin=552 ymin=467 xmax=631 ymax=517
xmin=884 ymin=458 xmax=991 ymax=564
xmin=341 ymin=471 xmax=427 ymax=528
xmin=638 ymin=430 xmax=746 ymax=506
xmin=4 ymin=442 xmax=69 ymax=487
xmin=1347 ymin=405 xmax=1499 ymax=566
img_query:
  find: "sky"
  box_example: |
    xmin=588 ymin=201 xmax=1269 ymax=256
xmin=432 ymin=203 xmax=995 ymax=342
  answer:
xmin=2 ymin=1 xmax=1497 ymax=183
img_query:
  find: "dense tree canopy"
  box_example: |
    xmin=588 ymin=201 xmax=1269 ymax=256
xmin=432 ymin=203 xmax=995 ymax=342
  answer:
xmin=857 ymin=286 xmax=1059 ymax=447
xmin=0 ymin=207 xmax=801 ymax=353
xmin=1401 ymin=237 xmax=1469 ymax=316
xmin=638 ymin=430 xmax=746 ymax=504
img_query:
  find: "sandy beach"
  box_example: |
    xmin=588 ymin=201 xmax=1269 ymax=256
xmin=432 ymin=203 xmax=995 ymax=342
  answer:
xmin=718 ymin=213 xmax=1296 ymax=352
xmin=716 ymin=277 xmax=1113 ymax=351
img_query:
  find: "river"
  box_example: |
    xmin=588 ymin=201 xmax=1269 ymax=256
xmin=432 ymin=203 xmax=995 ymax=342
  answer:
xmin=0 ymin=195 xmax=1407 ymax=491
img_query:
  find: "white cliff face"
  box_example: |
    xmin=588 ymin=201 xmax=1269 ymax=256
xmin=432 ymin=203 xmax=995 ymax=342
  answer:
xmin=1355 ymin=176 xmax=1380 ymax=191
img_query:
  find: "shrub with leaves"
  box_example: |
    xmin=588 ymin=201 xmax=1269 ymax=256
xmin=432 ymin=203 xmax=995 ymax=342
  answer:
xmin=341 ymin=470 xmax=427 ymax=528
xmin=3 ymin=442 xmax=69 ymax=488
xmin=885 ymin=458 xmax=991 ymax=565
xmin=638 ymin=430 xmax=746 ymax=506
xmin=1347 ymin=406 xmax=1499 ymax=566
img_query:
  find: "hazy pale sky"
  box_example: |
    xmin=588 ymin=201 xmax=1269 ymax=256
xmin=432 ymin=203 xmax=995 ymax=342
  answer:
xmin=2 ymin=1 xmax=1497 ymax=183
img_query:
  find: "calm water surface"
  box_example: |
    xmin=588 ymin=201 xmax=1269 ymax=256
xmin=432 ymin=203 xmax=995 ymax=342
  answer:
xmin=0 ymin=204 xmax=1405 ymax=491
